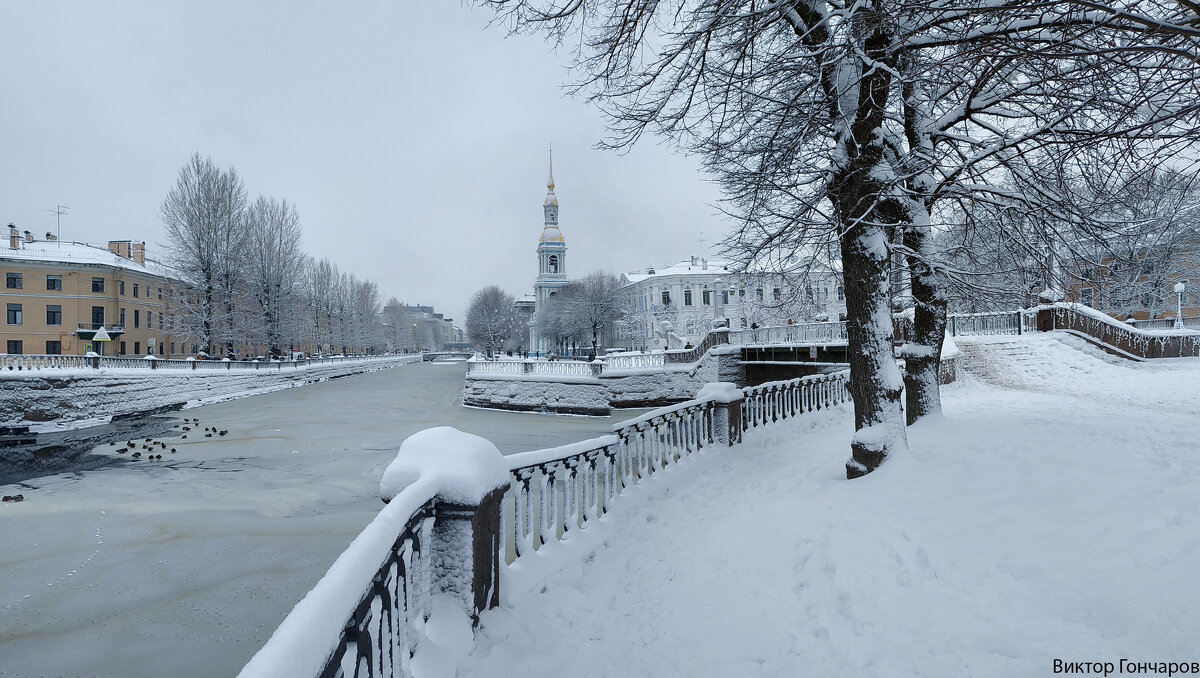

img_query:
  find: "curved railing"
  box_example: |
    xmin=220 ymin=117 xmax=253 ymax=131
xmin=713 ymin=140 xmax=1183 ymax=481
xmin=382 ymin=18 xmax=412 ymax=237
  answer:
xmin=1038 ymin=303 xmax=1200 ymax=358
xmin=241 ymin=371 xmax=854 ymax=678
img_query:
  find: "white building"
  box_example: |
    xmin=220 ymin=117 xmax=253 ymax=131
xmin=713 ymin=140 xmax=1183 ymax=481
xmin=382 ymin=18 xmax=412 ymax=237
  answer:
xmin=528 ymin=151 xmax=569 ymax=355
xmin=615 ymin=256 xmax=846 ymax=349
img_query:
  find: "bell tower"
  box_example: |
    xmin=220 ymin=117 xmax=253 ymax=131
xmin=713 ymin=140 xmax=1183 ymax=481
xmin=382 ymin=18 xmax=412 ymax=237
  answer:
xmin=530 ymin=147 xmax=569 ymax=355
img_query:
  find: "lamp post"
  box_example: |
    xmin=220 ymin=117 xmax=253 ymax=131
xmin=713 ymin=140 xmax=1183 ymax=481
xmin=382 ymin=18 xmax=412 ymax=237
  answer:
xmin=1174 ymin=282 xmax=1186 ymax=329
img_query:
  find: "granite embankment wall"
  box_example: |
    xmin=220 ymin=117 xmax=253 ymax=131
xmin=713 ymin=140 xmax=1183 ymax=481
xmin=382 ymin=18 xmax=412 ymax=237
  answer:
xmin=0 ymin=356 xmax=421 ymax=429
xmin=462 ymin=350 xmax=746 ymax=415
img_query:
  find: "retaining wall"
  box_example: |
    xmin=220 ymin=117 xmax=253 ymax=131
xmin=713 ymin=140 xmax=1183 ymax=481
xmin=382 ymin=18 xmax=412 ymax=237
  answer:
xmin=0 ymin=356 xmax=421 ymax=429
xmin=462 ymin=351 xmax=745 ymax=414
xmin=461 ymin=373 xmax=610 ymax=416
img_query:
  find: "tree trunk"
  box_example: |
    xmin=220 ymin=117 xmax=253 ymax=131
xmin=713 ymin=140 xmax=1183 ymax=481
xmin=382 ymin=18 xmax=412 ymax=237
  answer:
xmin=840 ymin=221 xmax=908 ymax=479
xmin=901 ymin=224 xmax=948 ymax=425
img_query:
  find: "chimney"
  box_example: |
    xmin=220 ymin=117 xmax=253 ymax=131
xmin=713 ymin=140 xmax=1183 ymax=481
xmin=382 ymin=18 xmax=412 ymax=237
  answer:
xmin=702 ymin=258 xmax=708 ymax=270
xmin=45 ymin=232 xmax=57 ymax=241
xmin=132 ymin=242 xmax=145 ymax=265
xmin=7 ymin=224 xmax=18 ymax=250
xmin=108 ymin=241 xmax=131 ymax=259
xmin=23 ymin=230 xmax=33 ymax=243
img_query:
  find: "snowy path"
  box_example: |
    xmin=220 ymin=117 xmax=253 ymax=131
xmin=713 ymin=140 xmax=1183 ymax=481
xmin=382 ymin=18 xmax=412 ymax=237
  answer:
xmin=462 ymin=354 xmax=1200 ymax=677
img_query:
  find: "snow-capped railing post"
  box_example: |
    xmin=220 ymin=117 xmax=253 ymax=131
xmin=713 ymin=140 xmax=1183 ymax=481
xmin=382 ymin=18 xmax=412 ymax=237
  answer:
xmin=697 ymin=382 xmax=743 ymax=446
xmin=379 ymin=427 xmax=510 ymax=627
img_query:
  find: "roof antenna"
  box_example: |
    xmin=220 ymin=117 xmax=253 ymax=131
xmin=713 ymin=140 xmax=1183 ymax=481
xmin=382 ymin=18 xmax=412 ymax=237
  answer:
xmin=45 ymin=204 xmax=70 ymax=246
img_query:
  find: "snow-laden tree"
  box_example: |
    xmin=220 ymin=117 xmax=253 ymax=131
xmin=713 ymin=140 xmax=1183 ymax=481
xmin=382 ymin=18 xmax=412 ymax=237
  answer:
xmin=483 ymin=0 xmax=1200 ymax=477
xmin=160 ymin=153 xmax=248 ymax=354
xmin=537 ymin=272 xmax=626 ymax=356
xmin=244 ymin=196 xmax=303 ymax=356
xmin=467 ymin=286 xmax=519 ymax=357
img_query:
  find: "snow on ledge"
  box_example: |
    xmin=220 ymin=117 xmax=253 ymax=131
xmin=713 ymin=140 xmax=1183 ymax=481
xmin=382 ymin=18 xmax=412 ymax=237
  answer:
xmin=696 ymin=382 xmax=743 ymax=404
xmin=380 ymin=426 xmax=510 ymax=504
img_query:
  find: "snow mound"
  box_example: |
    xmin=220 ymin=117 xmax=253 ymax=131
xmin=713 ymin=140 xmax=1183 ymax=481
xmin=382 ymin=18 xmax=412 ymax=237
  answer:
xmin=695 ymin=381 xmax=743 ymax=403
xmin=380 ymin=426 xmax=509 ymax=504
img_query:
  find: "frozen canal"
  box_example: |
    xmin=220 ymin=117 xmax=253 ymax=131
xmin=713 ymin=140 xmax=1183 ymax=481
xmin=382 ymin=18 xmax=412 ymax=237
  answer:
xmin=0 ymin=360 xmax=647 ymax=678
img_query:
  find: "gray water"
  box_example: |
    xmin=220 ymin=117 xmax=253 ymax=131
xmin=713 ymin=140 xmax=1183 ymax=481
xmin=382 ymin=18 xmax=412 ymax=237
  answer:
xmin=0 ymin=361 xmax=648 ymax=678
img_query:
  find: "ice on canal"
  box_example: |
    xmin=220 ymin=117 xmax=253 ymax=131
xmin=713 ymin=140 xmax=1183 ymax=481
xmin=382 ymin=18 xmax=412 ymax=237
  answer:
xmin=0 ymin=361 xmax=647 ymax=678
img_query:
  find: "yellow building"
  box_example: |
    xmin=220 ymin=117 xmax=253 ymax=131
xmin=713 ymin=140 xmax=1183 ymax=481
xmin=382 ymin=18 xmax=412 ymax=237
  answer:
xmin=2 ymin=225 xmax=184 ymax=356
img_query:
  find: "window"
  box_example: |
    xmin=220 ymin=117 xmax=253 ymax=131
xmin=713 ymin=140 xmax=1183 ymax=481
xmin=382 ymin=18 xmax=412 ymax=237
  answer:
xmin=738 ymin=288 xmax=745 ymax=298
xmin=548 ymin=255 xmax=559 ymax=274
xmin=134 ymin=341 xmax=141 ymax=355
xmin=6 ymin=304 xmax=22 ymax=325
xmin=756 ymin=288 xmax=764 ymax=301
xmin=661 ymin=290 xmax=671 ymax=306
xmin=45 ymin=340 xmax=61 ymax=355
xmin=1140 ymin=261 xmax=1156 ymax=276
xmin=119 ymin=280 xmax=126 ymax=295
xmin=133 ymin=283 xmax=139 ymax=298
xmin=92 ymin=277 xmax=105 ymax=293
xmin=119 ymin=341 xmax=127 ymax=355
xmin=46 ymin=305 xmax=62 ymax=325
xmin=6 ymin=340 xmax=22 ymax=355
xmin=147 ymin=311 xmax=152 ymax=328
xmin=157 ymin=287 xmax=162 ymax=300
xmin=702 ymin=290 xmax=712 ymax=305
xmin=721 ymin=291 xmax=730 ymax=305
xmin=120 ymin=308 xmax=127 ymax=326
xmin=1080 ymin=288 xmax=1094 ymax=307
xmin=837 ymin=285 xmax=845 ymax=301
xmin=170 ymin=342 xmax=176 ymax=354
xmin=133 ymin=309 xmax=140 ymax=328
xmin=774 ymin=287 xmax=782 ymax=301
xmin=5 ymin=272 xmax=22 ymax=289
xmin=157 ymin=314 xmax=163 ymax=330
xmin=684 ymin=289 xmax=693 ymax=306
xmin=805 ymin=286 xmax=813 ymax=301
xmin=46 ymin=275 xmax=62 ymax=291
xmin=91 ymin=306 xmax=105 ymax=326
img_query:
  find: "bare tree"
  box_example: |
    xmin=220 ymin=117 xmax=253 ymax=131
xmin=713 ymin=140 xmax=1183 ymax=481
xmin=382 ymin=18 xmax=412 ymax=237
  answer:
xmin=467 ymin=286 xmax=519 ymax=358
xmin=243 ymin=196 xmax=304 ymax=356
xmin=538 ymin=272 xmax=625 ymax=356
xmin=483 ymin=0 xmax=1200 ymax=478
xmin=160 ymin=153 xmax=248 ymax=354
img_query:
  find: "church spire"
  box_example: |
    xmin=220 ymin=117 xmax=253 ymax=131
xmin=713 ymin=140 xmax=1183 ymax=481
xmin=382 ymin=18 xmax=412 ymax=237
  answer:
xmin=547 ymin=144 xmax=555 ymax=192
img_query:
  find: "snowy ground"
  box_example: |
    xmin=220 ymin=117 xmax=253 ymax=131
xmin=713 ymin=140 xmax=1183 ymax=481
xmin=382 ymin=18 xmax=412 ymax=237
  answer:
xmin=462 ymin=339 xmax=1200 ymax=677
xmin=0 ymin=363 xmax=651 ymax=678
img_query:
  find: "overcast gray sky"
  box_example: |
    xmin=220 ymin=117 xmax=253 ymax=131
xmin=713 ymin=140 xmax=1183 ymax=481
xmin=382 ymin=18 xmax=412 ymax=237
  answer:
xmin=0 ymin=1 xmax=728 ymax=322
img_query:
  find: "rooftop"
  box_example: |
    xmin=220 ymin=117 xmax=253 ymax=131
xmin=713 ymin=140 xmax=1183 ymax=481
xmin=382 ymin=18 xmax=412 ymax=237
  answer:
xmin=1 ymin=236 xmax=171 ymax=278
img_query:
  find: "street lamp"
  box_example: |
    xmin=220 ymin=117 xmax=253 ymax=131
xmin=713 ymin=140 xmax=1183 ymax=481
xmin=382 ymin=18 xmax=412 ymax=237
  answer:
xmin=1174 ymin=282 xmax=1186 ymax=329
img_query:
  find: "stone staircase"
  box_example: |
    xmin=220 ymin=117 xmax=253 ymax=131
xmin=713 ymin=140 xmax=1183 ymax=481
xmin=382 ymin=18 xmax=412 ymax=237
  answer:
xmin=958 ymin=333 xmax=1142 ymax=387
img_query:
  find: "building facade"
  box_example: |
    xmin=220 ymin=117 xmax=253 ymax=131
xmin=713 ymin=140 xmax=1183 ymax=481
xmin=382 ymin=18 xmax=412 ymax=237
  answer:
xmin=2 ymin=226 xmax=183 ymax=356
xmin=529 ymin=152 xmax=569 ymax=355
xmin=615 ymin=257 xmax=846 ymax=349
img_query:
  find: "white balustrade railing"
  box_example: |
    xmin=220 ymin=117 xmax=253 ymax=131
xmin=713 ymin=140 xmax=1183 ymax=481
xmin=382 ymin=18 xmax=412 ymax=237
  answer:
xmin=947 ymin=311 xmax=1024 ymax=336
xmin=501 ymin=397 xmax=716 ymax=564
xmin=740 ymin=372 xmax=850 ymax=430
xmin=242 ymin=370 xmax=853 ymax=678
xmin=603 ymin=352 xmax=667 ymax=370
xmin=728 ymin=321 xmax=847 ymax=346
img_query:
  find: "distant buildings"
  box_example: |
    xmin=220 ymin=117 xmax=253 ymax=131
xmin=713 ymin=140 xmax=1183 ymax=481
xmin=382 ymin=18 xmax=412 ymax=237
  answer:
xmin=1 ymin=225 xmax=184 ymax=356
xmin=614 ymin=256 xmax=845 ymax=349
xmin=384 ymin=303 xmax=463 ymax=352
